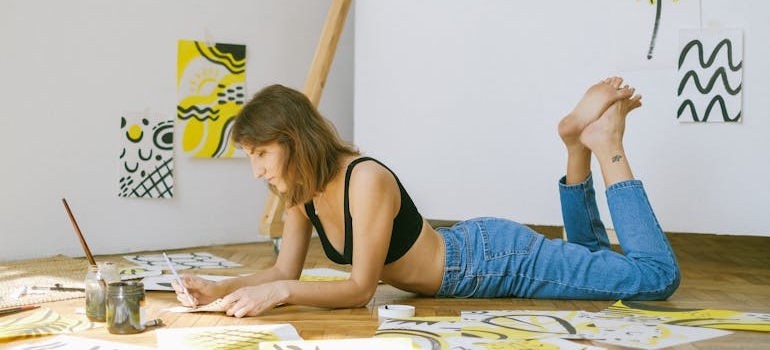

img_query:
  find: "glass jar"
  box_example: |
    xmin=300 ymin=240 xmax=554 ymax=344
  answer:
xmin=84 ymin=262 xmax=120 ymax=322
xmin=106 ymin=281 xmax=146 ymax=334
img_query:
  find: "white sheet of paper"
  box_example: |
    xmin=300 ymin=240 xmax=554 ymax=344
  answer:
xmin=590 ymin=318 xmax=732 ymax=350
xmin=123 ymin=252 xmax=241 ymax=270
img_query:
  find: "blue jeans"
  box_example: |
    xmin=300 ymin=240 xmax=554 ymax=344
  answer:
xmin=435 ymin=174 xmax=680 ymax=300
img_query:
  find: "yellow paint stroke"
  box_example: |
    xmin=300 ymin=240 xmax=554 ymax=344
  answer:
xmin=601 ymin=300 xmax=770 ymax=332
xmin=0 ymin=308 xmax=95 ymax=341
xmin=183 ymin=329 xmax=279 ymax=350
xmin=477 ymin=339 xmax=561 ymax=350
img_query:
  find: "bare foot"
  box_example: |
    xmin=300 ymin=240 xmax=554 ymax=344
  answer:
xmin=580 ymin=94 xmax=642 ymax=156
xmin=558 ymin=77 xmax=634 ymax=148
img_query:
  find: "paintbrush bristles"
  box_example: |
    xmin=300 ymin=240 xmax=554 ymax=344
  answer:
xmin=62 ymin=198 xmax=97 ymax=266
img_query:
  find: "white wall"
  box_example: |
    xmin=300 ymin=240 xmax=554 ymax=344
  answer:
xmin=355 ymin=0 xmax=770 ymax=236
xmin=0 ymin=0 xmax=354 ymax=261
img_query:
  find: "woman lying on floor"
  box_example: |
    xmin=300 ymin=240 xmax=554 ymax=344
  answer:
xmin=172 ymin=77 xmax=680 ymax=317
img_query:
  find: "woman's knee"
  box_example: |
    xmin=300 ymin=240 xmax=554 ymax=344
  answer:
xmin=632 ymin=263 xmax=681 ymax=300
xmin=660 ymin=264 xmax=681 ymax=299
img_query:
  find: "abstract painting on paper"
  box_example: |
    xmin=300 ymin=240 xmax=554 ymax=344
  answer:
xmin=177 ymin=39 xmax=246 ymax=158
xmin=156 ymin=324 xmax=301 ymax=350
xmin=676 ymin=28 xmax=743 ymax=123
xmin=118 ymin=111 xmax=174 ymax=198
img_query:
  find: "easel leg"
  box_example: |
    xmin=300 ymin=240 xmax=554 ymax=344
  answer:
xmin=259 ymin=0 xmax=352 ymax=250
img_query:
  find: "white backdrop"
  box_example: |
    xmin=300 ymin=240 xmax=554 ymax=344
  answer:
xmin=0 ymin=0 xmax=354 ymax=261
xmin=354 ymin=0 xmax=770 ymax=236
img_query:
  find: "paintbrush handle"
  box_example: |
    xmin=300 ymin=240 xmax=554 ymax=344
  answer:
xmin=0 ymin=305 xmax=39 ymax=316
xmin=62 ymin=198 xmax=97 ymax=266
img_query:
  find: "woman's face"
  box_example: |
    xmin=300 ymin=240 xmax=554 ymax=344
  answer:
xmin=245 ymin=141 xmax=287 ymax=192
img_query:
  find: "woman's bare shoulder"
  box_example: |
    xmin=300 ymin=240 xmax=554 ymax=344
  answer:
xmin=348 ymin=159 xmax=398 ymax=189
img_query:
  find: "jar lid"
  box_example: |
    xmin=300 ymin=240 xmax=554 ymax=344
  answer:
xmin=107 ymin=281 xmax=145 ymax=295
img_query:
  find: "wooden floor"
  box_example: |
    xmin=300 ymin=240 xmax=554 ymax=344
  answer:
xmin=2 ymin=228 xmax=769 ymax=349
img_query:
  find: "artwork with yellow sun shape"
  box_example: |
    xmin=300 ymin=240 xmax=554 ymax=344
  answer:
xmin=118 ymin=111 xmax=175 ymax=198
xmin=177 ymin=39 xmax=246 ymax=158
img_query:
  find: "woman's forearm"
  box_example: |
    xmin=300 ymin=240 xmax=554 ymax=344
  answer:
xmin=217 ymin=266 xmax=295 ymax=295
xmin=278 ymin=278 xmax=376 ymax=309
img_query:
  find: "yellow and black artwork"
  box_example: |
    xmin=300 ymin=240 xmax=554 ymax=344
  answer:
xmin=118 ymin=111 xmax=174 ymax=198
xmin=177 ymin=39 xmax=246 ymax=158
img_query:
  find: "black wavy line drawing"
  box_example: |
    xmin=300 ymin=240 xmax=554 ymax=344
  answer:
xmin=647 ymin=0 xmax=662 ymax=59
xmin=194 ymin=41 xmax=246 ymax=74
xmin=481 ymin=314 xmax=578 ymax=335
xmin=677 ymin=95 xmax=741 ymax=122
xmin=177 ymin=105 xmax=220 ymax=115
xmin=177 ymin=105 xmax=221 ymax=122
xmin=677 ymin=66 xmax=742 ymax=96
xmin=678 ymin=38 xmax=743 ymax=70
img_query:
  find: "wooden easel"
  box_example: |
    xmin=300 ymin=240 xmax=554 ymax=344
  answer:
xmin=260 ymin=0 xmax=351 ymax=250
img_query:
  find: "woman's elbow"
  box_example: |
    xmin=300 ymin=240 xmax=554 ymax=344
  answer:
xmin=346 ymin=283 xmax=377 ymax=308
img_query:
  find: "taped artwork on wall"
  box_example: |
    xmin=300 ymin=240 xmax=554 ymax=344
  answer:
xmin=177 ymin=39 xmax=246 ymax=158
xmin=676 ymin=28 xmax=743 ymax=123
xmin=118 ymin=111 xmax=174 ymax=198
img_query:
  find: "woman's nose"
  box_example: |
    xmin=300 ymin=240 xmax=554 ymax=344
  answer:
xmin=252 ymin=164 xmax=266 ymax=179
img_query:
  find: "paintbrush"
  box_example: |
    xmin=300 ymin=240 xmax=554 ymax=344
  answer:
xmin=0 ymin=305 xmax=39 ymax=317
xmin=62 ymin=198 xmax=107 ymax=294
xmin=62 ymin=198 xmax=97 ymax=266
xmin=31 ymin=284 xmax=85 ymax=292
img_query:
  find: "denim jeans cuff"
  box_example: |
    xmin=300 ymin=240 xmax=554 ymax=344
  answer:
xmin=558 ymin=172 xmax=593 ymax=191
xmin=606 ymin=179 xmax=644 ymax=193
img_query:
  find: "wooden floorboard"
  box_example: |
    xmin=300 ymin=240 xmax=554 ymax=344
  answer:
xmin=1 ymin=230 xmax=769 ymax=349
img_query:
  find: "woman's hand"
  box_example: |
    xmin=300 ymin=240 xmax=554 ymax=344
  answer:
xmin=220 ymin=281 xmax=289 ymax=318
xmin=171 ymin=274 xmax=223 ymax=307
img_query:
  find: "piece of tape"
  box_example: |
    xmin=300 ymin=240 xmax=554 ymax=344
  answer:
xmin=377 ymin=304 xmax=415 ymax=322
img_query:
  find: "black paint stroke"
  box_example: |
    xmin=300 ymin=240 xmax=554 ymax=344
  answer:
xmin=211 ymin=117 xmax=237 ymax=158
xmin=481 ymin=314 xmax=579 ymax=335
xmin=177 ymin=105 xmax=221 ymax=121
xmin=194 ymin=41 xmax=246 ymax=74
xmin=647 ymin=0 xmax=662 ymax=59
xmin=678 ymin=38 xmax=743 ymax=70
xmin=677 ymin=96 xmax=741 ymax=122
xmin=677 ymin=67 xmax=742 ymax=96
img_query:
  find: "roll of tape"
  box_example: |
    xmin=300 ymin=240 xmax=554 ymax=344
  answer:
xmin=377 ymin=304 xmax=415 ymax=323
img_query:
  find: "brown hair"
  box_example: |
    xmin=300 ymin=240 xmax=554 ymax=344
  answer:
xmin=232 ymin=84 xmax=358 ymax=206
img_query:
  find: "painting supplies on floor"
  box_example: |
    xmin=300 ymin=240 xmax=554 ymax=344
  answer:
xmin=31 ymin=284 xmax=85 ymax=293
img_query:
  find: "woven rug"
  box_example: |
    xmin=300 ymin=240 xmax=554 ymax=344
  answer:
xmin=0 ymin=255 xmax=88 ymax=309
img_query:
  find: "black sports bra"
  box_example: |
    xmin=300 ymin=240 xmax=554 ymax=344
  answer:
xmin=304 ymin=157 xmax=423 ymax=265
